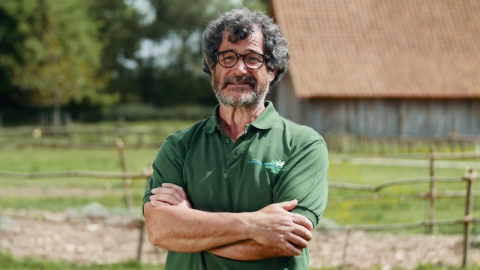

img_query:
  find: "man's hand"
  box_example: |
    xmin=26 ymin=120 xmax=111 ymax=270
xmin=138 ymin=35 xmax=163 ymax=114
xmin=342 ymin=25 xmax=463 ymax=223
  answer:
xmin=149 ymin=183 xmax=192 ymax=208
xmin=246 ymin=200 xmax=313 ymax=256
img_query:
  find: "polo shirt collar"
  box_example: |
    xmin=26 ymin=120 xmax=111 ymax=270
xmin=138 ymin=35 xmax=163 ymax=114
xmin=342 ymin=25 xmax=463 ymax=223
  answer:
xmin=203 ymin=101 xmax=279 ymax=134
xmin=203 ymin=105 xmax=220 ymax=134
xmin=250 ymin=101 xmax=279 ymax=130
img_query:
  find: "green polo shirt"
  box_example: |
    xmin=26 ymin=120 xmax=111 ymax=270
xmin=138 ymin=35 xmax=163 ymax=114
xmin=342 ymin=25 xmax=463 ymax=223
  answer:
xmin=143 ymin=101 xmax=328 ymax=270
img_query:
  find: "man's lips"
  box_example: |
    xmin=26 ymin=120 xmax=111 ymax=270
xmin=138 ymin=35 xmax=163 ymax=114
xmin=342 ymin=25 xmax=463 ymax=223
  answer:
xmin=223 ymin=82 xmax=253 ymax=90
xmin=227 ymin=83 xmax=251 ymax=87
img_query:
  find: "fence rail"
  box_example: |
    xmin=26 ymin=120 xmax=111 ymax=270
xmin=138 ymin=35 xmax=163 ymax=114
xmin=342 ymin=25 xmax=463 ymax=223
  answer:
xmin=326 ymin=164 xmax=478 ymax=268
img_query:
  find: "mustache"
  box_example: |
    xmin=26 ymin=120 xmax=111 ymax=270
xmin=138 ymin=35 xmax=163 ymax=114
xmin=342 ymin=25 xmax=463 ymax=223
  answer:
xmin=221 ymin=75 xmax=257 ymax=89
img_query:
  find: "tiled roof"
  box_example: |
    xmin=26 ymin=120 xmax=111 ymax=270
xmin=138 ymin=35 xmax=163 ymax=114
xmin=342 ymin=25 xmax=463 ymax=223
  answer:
xmin=271 ymin=0 xmax=480 ymax=98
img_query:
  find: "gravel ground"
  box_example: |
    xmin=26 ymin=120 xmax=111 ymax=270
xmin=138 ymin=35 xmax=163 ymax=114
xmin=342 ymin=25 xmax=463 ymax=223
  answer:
xmin=1 ymin=209 xmax=479 ymax=269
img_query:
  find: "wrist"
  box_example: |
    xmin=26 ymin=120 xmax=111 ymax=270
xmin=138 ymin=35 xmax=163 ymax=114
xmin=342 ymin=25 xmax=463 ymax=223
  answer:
xmin=239 ymin=212 xmax=255 ymax=240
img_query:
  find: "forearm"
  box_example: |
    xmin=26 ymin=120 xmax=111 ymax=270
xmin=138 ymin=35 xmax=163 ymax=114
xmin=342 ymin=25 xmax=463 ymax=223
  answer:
xmin=144 ymin=202 xmax=251 ymax=253
xmin=208 ymin=240 xmax=291 ymax=261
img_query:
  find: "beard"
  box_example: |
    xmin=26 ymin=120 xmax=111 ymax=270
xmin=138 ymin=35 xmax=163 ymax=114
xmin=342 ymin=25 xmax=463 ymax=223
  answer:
xmin=212 ymin=73 xmax=269 ymax=109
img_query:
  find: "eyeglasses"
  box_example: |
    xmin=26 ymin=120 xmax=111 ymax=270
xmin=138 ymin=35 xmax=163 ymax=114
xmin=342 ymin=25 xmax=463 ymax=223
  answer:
xmin=216 ymin=50 xmax=269 ymax=69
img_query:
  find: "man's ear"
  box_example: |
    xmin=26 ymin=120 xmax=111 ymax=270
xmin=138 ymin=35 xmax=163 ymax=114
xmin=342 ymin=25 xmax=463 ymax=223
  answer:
xmin=269 ymin=69 xmax=278 ymax=83
xmin=207 ymin=60 xmax=214 ymax=74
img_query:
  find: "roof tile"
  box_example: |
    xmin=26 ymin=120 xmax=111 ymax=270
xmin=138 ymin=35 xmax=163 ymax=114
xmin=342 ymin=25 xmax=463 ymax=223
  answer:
xmin=271 ymin=0 xmax=480 ymax=98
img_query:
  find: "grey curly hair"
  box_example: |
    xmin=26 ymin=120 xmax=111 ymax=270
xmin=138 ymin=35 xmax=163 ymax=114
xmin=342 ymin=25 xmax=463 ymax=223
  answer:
xmin=201 ymin=8 xmax=289 ymax=87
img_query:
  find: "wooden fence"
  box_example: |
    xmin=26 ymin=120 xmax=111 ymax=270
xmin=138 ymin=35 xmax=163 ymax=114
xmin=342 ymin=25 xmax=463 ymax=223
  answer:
xmin=325 ymin=149 xmax=480 ymax=267
xmin=0 ymin=168 xmax=153 ymax=262
xmin=0 ymin=138 xmax=154 ymax=262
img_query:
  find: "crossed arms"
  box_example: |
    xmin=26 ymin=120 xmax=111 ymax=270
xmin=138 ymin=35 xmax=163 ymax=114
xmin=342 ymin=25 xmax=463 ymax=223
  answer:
xmin=144 ymin=183 xmax=313 ymax=260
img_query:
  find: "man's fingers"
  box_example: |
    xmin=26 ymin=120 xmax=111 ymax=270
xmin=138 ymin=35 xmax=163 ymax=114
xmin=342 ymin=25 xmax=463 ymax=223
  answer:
xmin=150 ymin=200 xmax=169 ymax=207
xmin=277 ymin=199 xmax=298 ymax=211
xmin=162 ymin=183 xmax=188 ymax=199
xmin=292 ymin=214 xmax=313 ymax=231
xmin=286 ymin=233 xmax=309 ymax=249
xmin=150 ymin=188 xmax=184 ymax=203
xmin=150 ymin=194 xmax=181 ymax=205
xmin=291 ymin=223 xmax=313 ymax=241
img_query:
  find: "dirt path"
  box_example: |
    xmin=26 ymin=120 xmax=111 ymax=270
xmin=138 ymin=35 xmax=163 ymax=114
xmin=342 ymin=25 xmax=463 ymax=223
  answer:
xmin=1 ymin=209 xmax=479 ymax=269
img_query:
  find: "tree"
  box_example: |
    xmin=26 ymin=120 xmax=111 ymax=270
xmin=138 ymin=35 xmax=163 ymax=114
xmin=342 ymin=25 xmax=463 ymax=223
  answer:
xmin=0 ymin=0 xmax=115 ymax=126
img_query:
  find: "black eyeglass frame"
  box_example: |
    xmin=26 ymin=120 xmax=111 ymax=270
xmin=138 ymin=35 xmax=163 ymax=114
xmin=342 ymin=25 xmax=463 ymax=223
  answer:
xmin=215 ymin=50 xmax=270 ymax=69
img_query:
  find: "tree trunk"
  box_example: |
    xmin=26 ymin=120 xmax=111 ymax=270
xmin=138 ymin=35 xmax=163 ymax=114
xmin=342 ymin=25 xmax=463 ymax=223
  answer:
xmin=53 ymin=94 xmax=61 ymax=128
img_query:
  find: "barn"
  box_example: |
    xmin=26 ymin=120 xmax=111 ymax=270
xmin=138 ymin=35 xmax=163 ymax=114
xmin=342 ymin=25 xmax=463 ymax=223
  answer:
xmin=269 ymin=0 xmax=480 ymax=139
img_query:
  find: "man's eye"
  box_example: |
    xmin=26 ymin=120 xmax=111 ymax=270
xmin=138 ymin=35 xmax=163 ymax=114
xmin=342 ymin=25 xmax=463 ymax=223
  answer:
xmin=246 ymin=57 xmax=261 ymax=63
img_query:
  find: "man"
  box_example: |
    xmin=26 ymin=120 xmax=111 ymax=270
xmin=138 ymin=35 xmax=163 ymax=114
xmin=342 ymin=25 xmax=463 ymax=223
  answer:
xmin=143 ymin=8 xmax=328 ymax=270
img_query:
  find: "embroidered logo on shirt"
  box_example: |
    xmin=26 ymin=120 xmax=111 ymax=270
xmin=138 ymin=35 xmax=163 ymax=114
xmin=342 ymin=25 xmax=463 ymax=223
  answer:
xmin=248 ymin=159 xmax=285 ymax=174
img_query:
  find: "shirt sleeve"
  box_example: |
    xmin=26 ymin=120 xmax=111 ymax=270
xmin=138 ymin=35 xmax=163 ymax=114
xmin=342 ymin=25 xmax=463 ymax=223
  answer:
xmin=142 ymin=136 xmax=185 ymax=214
xmin=272 ymin=138 xmax=329 ymax=228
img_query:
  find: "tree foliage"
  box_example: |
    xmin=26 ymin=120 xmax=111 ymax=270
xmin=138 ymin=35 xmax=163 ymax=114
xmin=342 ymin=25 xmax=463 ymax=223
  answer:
xmin=0 ymin=0 xmax=115 ymax=111
xmin=0 ymin=0 xmax=268 ymax=124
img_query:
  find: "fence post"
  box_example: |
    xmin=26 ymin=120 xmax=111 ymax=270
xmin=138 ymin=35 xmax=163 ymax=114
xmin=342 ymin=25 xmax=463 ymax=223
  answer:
xmin=0 ymin=212 xmax=2 ymax=251
xmin=341 ymin=228 xmax=351 ymax=270
xmin=462 ymin=168 xmax=476 ymax=267
xmin=427 ymin=145 xmax=436 ymax=234
xmin=116 ymin=138 xmax=133 ymax=213
xmin=138 ymin=169 xmax=153 ymax=263
xmin=137 ymin=220 xmax=146 ymax=262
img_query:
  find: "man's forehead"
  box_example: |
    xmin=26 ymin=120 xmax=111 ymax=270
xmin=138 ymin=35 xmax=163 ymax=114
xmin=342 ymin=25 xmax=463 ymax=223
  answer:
xmin=220 ymin=27 xmax=264 ymax=50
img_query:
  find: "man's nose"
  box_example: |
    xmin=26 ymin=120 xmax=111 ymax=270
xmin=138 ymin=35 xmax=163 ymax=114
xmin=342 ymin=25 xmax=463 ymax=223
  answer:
xmin=231 ymin=57 xmax=248 ymax=75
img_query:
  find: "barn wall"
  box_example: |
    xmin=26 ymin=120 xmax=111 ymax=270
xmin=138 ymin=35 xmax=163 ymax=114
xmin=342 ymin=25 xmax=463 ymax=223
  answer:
xmin=269 ymin=74 xmax=306 ymax=124
xmin=271 ymin=90 xmax=480 ymax=137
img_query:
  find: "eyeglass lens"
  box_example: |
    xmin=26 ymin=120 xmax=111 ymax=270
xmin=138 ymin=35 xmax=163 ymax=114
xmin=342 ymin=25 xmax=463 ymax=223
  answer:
xmin=218 ymin=52 xmax=264 ymax=69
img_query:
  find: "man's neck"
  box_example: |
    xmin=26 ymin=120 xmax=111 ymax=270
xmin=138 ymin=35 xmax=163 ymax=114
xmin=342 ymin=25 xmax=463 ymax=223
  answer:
xmin=218 ymin=102 xmax=266 ymax=142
